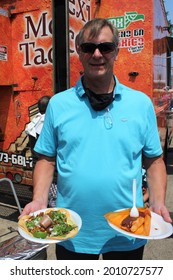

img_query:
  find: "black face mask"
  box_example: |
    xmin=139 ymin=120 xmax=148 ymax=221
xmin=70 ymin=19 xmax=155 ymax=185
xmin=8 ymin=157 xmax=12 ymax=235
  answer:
xmin=85 ymin=88 xmax=114 ymax=111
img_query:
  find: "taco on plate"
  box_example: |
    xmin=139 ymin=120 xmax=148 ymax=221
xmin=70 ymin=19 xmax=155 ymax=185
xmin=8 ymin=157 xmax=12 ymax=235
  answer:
xmin=18 ymin=208 xmax=78 ymax=240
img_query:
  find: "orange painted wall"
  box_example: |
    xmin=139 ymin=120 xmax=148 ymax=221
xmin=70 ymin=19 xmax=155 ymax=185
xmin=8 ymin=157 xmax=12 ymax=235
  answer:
xmin=0 ymin=11 xmax=12 ymax=85
xmin=69 ymin=0 xmax=92 ymax=86
xmin=92 ymin=0 xmax=154 ymax=98
xmin=0 ymin=0 xmax=53 ymax=150
xmin=0 ymin=0 xmax=53 ymax=184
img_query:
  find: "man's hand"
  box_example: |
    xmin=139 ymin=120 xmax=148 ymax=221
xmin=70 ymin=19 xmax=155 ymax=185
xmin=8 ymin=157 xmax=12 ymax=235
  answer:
xmin=150 ymin=204 xmax=172 ymax=223
xmin=143 ymin=155 xmax=172 ymax=223
xmin=18 ymin=199 xmax=47 ymax=219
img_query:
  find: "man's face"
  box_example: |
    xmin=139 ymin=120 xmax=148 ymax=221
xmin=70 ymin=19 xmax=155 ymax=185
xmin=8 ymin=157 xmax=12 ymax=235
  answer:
xmin=78 ymin=26 xmax=118 ymax=80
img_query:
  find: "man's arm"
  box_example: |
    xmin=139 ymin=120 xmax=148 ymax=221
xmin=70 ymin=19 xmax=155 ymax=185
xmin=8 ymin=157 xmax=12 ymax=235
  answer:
xmin=143 ymin=155 xmax=172 ymax=223
xmin=19 ymin=155 xmax=55 ymax=218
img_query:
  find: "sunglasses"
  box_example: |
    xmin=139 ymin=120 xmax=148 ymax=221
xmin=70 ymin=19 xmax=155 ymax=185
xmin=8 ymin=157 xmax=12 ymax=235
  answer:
xmin=80 ymin=42 xmax=116 ymax=54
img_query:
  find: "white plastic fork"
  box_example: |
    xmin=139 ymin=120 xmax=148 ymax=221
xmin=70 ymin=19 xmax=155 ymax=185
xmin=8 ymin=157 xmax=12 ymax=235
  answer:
xmin=130 ymin=179 xmax=139 ymax=217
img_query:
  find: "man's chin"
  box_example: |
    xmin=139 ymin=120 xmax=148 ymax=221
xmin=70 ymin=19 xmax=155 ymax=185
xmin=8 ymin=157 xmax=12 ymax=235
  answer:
xmin=88 ymin=69 xmax=106 ymax=78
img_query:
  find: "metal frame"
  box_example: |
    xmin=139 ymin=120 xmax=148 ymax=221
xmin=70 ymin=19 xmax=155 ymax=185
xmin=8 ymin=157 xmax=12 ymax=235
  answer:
xmin=0 ymin=178 xmax=22 ymax=214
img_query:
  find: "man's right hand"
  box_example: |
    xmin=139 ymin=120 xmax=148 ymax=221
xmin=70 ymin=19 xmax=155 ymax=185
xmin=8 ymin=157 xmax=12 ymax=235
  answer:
xmin=18 ymin=200 xmax=47 ymax=219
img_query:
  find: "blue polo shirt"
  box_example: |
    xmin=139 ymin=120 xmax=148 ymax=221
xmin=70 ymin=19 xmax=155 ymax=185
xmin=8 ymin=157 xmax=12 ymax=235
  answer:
xmin=35 ymin=76 xmax=162 ymax=254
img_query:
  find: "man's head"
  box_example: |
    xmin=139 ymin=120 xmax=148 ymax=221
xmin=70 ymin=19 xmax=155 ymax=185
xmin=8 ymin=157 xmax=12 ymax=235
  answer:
xmin=38 ymin=95 xmax=51 ymax=114
xmin=76 ymin=18 xmax=119 ymax=82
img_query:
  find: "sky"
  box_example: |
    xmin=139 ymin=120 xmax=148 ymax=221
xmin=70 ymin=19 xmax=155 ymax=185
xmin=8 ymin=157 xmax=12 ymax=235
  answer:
xmin=164 ymin=0 xmax=173 ymax=22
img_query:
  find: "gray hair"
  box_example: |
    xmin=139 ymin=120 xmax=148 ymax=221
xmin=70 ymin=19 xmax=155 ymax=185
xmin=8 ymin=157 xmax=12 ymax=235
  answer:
xmin=77 ymin=18 xmax=119 ymax=47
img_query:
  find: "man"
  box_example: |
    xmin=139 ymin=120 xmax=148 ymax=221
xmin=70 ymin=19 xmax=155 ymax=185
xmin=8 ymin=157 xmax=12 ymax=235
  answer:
xmin=20 ymin=18 xmax=172 ymax=260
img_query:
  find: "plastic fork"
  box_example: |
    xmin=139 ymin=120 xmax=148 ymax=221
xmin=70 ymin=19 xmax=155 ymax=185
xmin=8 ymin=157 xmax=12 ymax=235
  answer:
xmin=130 ymin=179 xmax=139 ymax=217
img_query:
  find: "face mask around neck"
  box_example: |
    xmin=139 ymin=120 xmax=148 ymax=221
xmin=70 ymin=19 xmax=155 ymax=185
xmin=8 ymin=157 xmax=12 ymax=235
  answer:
xmin=85 ymin=88 xmax=114 ymax=111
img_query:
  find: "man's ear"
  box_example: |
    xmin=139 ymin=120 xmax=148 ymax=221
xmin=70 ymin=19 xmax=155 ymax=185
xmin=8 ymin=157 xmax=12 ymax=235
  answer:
xmin=114 ymin=48 xmax=119 ymax=61
xmin=75 ymin=34 xmax=80 ymax=54
xmin=76 ymin=44 xmax=80 ymax=54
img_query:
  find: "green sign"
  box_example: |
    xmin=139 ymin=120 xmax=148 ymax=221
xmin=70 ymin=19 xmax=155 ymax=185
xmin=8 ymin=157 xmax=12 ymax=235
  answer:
xmin=108 ymin=12 xmax=145 ymax=29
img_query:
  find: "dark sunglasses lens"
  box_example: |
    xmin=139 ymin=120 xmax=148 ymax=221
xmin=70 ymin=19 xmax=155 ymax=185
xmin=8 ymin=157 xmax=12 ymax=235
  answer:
xmin=80 ymin=43 xmax=96 ymax=53
xmin=80 ymin=43 xmax=115 ymax=54
xmin=99 ymin=43 xmax=115 ymax=53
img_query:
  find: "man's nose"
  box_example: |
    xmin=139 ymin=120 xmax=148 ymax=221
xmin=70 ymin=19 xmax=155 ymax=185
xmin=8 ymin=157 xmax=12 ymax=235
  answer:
xmin=92 ymin=48 xmax=103 ymax=57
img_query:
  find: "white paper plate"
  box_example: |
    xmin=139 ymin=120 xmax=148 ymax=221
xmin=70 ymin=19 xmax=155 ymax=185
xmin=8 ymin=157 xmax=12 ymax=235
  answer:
xmin=18 ymin=208 xmax=82 ymax=244
xmin=107 ymin=210 xmax=173 ymax=239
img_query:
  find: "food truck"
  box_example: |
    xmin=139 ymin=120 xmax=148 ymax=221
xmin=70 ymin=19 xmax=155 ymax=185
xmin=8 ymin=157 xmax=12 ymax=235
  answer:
xmin=0 ymin=0 xmax=172 ymax=186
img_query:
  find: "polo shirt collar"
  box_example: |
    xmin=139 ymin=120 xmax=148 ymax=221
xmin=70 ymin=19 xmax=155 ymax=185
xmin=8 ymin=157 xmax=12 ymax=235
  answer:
xmin=76 ymin=75 xmax=123 ymax=98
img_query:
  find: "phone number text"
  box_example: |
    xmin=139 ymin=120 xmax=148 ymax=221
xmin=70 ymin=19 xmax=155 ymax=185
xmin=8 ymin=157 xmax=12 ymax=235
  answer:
xmin=0 ymin=152 xmax=33 ymax=168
